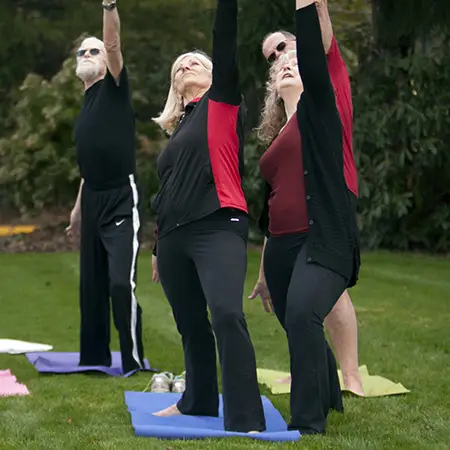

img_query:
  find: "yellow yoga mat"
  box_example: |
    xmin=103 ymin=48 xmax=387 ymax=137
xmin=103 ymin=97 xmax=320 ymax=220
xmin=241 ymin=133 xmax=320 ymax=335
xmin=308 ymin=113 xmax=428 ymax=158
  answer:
xmin=257 ymin=365 xmax=410 ymax=397
xmin=0 ymin=225 xmax=38 ymax=237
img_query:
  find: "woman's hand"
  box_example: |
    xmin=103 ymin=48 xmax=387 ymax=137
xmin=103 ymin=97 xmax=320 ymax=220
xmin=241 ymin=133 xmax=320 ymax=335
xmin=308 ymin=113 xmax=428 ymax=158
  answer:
xmin=152 ymin=255 xmax=160 ymax=283
xmin=249 ymin=277 xmax=273 ymax=313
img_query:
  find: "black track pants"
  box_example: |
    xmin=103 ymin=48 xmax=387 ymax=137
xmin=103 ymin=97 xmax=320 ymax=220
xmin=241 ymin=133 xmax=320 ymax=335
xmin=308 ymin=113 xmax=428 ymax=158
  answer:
xmin=264 ymin=233 xmax=346 ymax=435
xmin=157 ymin=208 xmax=266 ymax=433
xmin=79 ymin=175 xmax=145 ymax=374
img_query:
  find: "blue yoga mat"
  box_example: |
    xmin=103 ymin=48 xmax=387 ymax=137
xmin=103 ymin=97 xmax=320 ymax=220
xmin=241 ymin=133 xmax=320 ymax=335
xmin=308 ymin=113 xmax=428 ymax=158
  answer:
xmin=26 ymin=352 xmax=155 ymax=377
xmin=124 ymin=391 xmax=301 ymax=441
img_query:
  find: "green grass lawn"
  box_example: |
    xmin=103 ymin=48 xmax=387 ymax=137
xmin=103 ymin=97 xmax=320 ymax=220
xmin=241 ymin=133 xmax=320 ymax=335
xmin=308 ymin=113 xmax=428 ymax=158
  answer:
xmin=1 ymin=250 xmax=449 ymax=449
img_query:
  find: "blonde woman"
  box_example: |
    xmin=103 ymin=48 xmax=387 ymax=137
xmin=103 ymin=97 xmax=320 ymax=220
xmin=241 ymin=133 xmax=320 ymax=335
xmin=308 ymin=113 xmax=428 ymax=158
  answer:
xmin=256 ymin=0 xmax=361 ymax=434
xmin=150 ymin=0 xmax=266 ymax=433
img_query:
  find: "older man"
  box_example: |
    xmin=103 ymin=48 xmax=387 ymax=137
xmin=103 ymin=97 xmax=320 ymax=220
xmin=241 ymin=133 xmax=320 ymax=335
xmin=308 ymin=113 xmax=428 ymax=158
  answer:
xmin=66 ymin=0 xmax=145 ymax=375
xmin=250 ymin=0 xmax=364 ymax=396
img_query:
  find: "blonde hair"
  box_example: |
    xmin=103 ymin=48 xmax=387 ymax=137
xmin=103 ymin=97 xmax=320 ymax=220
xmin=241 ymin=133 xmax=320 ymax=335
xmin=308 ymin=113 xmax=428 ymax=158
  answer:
xmin=153 ymin=51 xmax=212 ymax=135
xmin=257 ymin=51 xmax=298 ymax=143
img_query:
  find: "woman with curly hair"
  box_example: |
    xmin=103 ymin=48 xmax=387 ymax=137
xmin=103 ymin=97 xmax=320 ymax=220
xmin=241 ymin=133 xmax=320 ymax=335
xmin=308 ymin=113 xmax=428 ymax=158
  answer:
xmin=255 ymin=0 xmax=361 ymax=435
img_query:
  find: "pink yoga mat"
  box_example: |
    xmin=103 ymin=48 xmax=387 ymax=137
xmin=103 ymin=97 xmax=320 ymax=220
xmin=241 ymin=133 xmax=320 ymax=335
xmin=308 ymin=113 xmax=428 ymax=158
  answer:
xmin=0 ymin=369 xmax=30 ymax=397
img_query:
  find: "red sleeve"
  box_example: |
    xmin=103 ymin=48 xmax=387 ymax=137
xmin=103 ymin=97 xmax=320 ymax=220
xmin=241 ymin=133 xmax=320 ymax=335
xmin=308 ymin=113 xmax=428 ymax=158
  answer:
xmin=207 ymin=99 xmax=247 ymax=212
xmin=207 ymin=0 xmax=247 ymax=212
xmin=326 ymin=38 xmax=344 ymax=72
xmin=326 ymin=37 xmax=358 ymax=197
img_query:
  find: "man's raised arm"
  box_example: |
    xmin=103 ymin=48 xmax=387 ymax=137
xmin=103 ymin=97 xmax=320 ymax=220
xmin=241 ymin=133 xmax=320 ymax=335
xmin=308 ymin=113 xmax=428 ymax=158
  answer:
xmin=102 ymin=1 xmax=123 ymax=81
xmin=316 ymin=0 xmax=333 ymax=54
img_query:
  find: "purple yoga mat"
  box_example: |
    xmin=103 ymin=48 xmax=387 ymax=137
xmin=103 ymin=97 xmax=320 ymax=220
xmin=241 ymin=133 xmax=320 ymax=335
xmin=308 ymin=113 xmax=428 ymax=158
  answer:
xmin=25 ymin=352 xmax=155 ymax=378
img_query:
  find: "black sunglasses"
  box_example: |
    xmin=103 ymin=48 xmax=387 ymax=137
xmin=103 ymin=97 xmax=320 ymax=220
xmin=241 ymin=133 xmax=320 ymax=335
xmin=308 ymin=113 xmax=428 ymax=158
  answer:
xmin=76 ymin=48 xmax=101 ymax=57
xmin=267 ymin=41 xmax=287 ymax=64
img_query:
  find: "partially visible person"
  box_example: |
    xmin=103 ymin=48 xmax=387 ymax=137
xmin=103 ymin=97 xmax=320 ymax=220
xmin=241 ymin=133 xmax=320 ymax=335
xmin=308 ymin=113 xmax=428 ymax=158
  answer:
xmin=262 ymin=30 xmax=297 ymax=64
xmin=149 ymin=0 xmax=266 ymax=434
xmin=66 ymin=0 xmax=145 ymax=375
xmin=250 ymin=0 xmax=363 ymax=396
xmin=253 ymin=0 xmax=361 ymax=434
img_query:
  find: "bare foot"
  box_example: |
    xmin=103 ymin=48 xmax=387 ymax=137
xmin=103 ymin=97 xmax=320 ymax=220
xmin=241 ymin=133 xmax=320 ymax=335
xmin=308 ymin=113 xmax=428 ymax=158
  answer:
xmin=275 ymin=375 xmax=291 ymax=384
xmin=343 ymin=373 xmax=364 ymax=397
xmin=153 ymin=404 xmax=182 ymax=417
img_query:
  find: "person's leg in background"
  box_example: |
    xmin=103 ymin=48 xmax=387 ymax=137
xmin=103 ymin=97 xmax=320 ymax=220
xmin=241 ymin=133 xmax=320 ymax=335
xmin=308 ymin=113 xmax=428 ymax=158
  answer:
xmin=155 ymin=229 xmax=219 ymax=417
xmin=79 ymin=187 xmax=111 ymax=367
xmin=324 ymin=290 xmax=364 ymax=395
xmin=192 ymin=221 xmax=266 ymax=432
xmin=285 ymin=243 xmax=347 ymax=434
xmin=324 ymin=189 xmax=364 ymax=396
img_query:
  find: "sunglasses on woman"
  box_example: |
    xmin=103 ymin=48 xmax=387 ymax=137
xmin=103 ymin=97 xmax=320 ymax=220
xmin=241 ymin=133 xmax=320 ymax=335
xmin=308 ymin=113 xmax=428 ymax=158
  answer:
xmin=76 ymin=48 xmax=101 ymax=57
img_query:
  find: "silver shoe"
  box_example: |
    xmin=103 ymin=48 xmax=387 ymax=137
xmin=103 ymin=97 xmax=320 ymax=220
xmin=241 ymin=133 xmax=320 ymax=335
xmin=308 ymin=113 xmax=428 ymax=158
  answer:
xmin=171 ymin=371 xmax=186 ymax=393
xmin=150 ymin=372 xmax=173 ymax=393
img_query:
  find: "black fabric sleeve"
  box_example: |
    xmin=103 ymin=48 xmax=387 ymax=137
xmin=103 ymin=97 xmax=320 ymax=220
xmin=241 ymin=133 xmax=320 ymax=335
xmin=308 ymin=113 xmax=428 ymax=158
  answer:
xmin=295 ymin=4 xmax=336 ymax=112
xmin=209 ymin=0 xmax=240 ymax=105
xmin=104 ymin=65 xmax=131 ymax=97
xmin=258 ymin=182 xmax=272 ymax=238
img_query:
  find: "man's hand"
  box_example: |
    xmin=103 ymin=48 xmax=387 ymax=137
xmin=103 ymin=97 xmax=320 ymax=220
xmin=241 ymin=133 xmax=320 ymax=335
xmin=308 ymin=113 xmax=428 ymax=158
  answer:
xmin=66 ymin=208 xmax=81 ymax=238
xmin=152 ymin=255 xmax=160 ymax=283
xmin=249 ymin=277 xmax=274 ymax=313
xmin=315 ymin=0 xmax=333 ymax=53
xmin=103 ymin=0 xmax=123 ymax=81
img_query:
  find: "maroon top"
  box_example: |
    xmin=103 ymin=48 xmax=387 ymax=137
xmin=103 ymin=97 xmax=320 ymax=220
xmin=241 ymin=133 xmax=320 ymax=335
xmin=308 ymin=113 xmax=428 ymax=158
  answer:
xmin=259 ymin=115 xmax=308 ymax=235
xmin=259 ymin=37 xmax=358 ymax=238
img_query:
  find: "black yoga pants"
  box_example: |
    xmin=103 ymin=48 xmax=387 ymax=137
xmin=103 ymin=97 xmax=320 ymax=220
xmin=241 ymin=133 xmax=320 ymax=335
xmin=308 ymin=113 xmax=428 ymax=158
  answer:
xmin=79 ymin=176 xmax=145 ymax=374
xmin=157 ymin=208 xmax=266 ymax=433
xmin=264 ymin=232 xmax=347 ymax=434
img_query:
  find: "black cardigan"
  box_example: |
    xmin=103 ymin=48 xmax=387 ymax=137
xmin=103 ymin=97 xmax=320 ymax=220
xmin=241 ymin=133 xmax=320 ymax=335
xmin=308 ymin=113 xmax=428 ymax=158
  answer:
xmin=259 ymin=4 xmax=360 ymax=287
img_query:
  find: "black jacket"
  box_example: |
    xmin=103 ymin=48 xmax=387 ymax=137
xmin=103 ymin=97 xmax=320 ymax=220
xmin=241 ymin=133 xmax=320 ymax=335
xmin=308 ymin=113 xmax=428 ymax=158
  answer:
xmin=152 ymin=0 xmax=247 ymax=248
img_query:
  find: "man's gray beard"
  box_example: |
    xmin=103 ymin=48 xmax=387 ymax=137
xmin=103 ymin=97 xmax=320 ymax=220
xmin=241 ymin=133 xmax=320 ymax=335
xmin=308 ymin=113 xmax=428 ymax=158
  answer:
xmin=76 ymin=63 xmax=102 ymax=82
